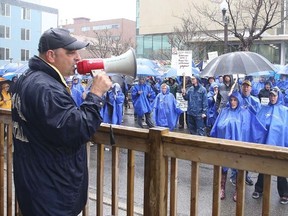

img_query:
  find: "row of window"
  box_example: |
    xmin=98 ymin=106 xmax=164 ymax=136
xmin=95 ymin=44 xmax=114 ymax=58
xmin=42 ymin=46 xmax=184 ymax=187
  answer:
xmin=0 ymin=26 xmax=30 ymax=40
xmin=1 ymin=3 xmax=31 ymax=20
xmin=0 ymin=47 xmax=29 ymax=61
xmin=80 ymin=24 xmax=120 ymax=32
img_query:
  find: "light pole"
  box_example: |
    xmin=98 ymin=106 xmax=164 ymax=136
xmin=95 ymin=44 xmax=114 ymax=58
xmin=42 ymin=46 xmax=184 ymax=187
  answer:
xmin=221 ymin=1 xmax=229 ymax=53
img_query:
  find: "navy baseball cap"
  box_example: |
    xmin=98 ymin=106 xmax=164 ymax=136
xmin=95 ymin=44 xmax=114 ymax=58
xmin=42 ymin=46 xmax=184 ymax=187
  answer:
xmin=38 ymin=28 xmax=89 ymax=53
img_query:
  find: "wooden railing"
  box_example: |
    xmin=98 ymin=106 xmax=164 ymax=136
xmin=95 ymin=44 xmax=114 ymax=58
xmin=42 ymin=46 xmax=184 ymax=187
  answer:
xmin=1 ymin=109 xmax=288 ymax=215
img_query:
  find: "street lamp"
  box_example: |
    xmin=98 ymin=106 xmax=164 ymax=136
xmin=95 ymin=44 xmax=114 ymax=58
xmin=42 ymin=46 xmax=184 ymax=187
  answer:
xmin=220 ymin=0 xmax=229 ymax=53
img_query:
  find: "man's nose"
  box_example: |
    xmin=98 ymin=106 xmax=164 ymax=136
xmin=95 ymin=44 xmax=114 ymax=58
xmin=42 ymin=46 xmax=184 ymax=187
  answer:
xmin=75 ymin=51 xmax=81 ymax=61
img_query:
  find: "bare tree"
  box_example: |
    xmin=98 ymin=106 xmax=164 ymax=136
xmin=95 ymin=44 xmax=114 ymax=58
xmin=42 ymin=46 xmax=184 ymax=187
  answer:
xmin=168 ymin=13 xmax=214 ymax=61
xmin=180 ymin=0 xmax=286 ymax=51
xmin=86 ymin=29 xmax=135 ymax=58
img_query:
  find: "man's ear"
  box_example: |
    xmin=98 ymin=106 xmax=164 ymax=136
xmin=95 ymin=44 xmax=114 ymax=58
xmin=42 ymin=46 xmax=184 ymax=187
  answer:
xmin=45 ymin=50 xmax=55 ymax=63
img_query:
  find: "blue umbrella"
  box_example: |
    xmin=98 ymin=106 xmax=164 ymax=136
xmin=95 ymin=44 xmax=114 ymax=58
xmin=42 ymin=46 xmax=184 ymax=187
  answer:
xmin=137 ymin=65 xmax=161 ymax=76
xmin=249 ymin=64 xmax=284 ymax=77
xmin=13 ymin=63 xmax=29 ymax=74
xmin=2 ymin=72 xmax=20 ymax=81
xmin=0 ymin=63 xmax=22 ymax=75
xmin=2 ymin=63 xmax=29 ymax=80
xmin=136 ymin=58 xmax=160 ymax=70
xmin=277 ymin=64 xmax=288 ymax=75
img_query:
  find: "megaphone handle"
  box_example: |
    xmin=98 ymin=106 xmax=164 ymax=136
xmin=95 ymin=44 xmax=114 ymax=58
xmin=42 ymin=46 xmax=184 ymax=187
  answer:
xmin=91 ymin=69 xmax=105 ymax=77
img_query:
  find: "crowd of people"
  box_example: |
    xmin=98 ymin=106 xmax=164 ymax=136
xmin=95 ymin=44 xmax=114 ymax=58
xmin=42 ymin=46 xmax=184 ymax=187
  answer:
xmin=68 ymin=72 xmax=288 ymax=204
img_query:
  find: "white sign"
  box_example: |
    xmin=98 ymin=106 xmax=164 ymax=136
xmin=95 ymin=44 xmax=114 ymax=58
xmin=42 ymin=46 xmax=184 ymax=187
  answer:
xmin=260 ymin=97 xmax=269 ymax=105
xmin=177 ymin=50 xmax=193 ymax=76
xmin=176 ymin=92 xmax=187 ymax=111
xmin=171 ymin=49 xmax=193 ymax=77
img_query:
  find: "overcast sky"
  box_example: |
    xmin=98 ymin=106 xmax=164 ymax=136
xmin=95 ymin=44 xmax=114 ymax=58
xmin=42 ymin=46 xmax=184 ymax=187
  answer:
xmin=40 ymin=0 xmax=136 ymax=25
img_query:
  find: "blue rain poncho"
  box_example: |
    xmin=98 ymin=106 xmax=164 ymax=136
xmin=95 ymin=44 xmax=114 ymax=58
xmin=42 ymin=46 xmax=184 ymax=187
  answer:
xmin=210 ymin=91 xmax=266 ymax=143
xmin=131 ymin=81 xmax=155 ymax=117
xmin=256 ymin=89 xmax=288 ymax=147
xmin=101 ymin=83 xmax=125 ymax=125
xmin=152 ymin=86 xmax=183 ymax=131
xmin=206 ymin=82 xmax=219 ymax=128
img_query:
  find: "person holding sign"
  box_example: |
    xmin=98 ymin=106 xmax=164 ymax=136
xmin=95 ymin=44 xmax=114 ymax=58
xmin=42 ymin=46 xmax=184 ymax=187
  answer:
xmin=182 ymin=75 xmax=208 ymax=136
xmin=258 ymin=81 xmax=272 ymax=105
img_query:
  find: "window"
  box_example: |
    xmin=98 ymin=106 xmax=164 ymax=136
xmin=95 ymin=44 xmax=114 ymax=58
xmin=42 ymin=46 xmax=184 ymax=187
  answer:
xmin=92 ymin=24 xmax=120 ymax=31
xmin=0 ymin=47 xmax=10 ymax=60
xmin=21 ymin=28 xmax=30 ymax=40
xmin=5 ymin=48 xmax=10 ymax=60
xmin=111 ymin=24 xmax=119 ymax=29
xmin=0 ymin=25 xmax=10 ymax=38
xmin=22 ymin=7 xmax=31 ymax=20
xmin=81 ymin=26 xmax=90 ymax=32
xmin=21 ymin=49 xmax=29 ymax=61
xmin=0 ymin=3 xmax=10 ymax=16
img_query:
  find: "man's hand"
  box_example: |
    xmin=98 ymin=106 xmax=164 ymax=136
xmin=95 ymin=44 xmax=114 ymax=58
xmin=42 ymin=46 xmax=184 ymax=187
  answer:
xmin=89 ymin=71 xmax=112 ymax=97
xmin=182 ymin=89 xmax=186 ymax=95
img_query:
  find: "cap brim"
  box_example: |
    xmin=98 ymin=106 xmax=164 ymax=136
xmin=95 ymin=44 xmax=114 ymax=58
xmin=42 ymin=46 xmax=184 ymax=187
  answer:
xmin=64 ymin=40 xmax=89 ymax=51
xmin=243 ymin=83 xmax=251 ymax=86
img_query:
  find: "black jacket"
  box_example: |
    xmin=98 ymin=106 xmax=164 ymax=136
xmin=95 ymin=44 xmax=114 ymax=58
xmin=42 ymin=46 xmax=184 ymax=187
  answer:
xmin=12 ymin=56 xmax=103 ymax=216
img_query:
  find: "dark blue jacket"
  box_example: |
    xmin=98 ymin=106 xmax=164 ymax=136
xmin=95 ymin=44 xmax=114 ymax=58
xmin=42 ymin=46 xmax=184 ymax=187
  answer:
xmin=183 ymin=83 xmax=208 ymax=117
xmin=12 ymin=56 xmax=104 ymax=216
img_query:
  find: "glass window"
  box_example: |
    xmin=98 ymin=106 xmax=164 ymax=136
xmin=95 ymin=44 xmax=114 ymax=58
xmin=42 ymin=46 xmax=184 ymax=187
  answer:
xmin=81 ymin=26 xmax=90 ymax=32
xmin=0 ymin=48 xmax=4 ymax=60
xmin=1 ymin=3 xmax=10 ymax=16
xmin=143 ymin=35 xmax=153 ymax=58
xmin=111 ymin=24 xmax=119 ymax=29
xmin=0 ymin=25 xmax=9 ymax=38
xmin=5 ymin=26 xmax=9 ymax=38
xmin=21 ymin=28 xmax=30 ymax=40
xmin=0 ymin=47 xmax=9 ymax=60
xmin=21 ymin=49 xmax=29 ymax=61
xmin=136 ymin=36 xmax=144 ymax=56
xmin=22 ymin=8 xmax=31 ymax=20
xmin=0 ymin=25 xmax=4 ymax=38
xmin=152 ymin=35 xmax=162 ymax=51
xmin=25 ymin=50 xmax=29 ymax=61
xmin=5 ymin=48 xmax=9 ymax=60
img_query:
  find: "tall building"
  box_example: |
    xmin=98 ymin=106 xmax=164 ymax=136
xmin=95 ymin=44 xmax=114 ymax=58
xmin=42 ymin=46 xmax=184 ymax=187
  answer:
xmin=137 ymin=0 xmax=288 ymax=64
xmin=0 ymin=0 xmax=58 ymax=66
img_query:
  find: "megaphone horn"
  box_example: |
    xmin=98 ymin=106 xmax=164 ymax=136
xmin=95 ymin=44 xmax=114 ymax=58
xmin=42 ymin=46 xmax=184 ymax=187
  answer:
xmin=77 ymin=48 xmax=137 ymax=78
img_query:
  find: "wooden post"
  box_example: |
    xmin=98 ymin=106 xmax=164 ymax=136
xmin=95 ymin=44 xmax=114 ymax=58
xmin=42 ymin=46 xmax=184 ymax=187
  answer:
xmin=144 ymin=127 xmax=169 ymax=216
xmin=0 ymin=123 xmax=4 ymax=216
xmin=212 ymin=165 xmax=221 ymax=216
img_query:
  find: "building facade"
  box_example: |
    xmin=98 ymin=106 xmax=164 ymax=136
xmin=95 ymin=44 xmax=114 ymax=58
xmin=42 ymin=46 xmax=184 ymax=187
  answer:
xmin=136 ymin=0 xmax=288 ymax=65
xmin=0 ymin=0 xmax=58 ymax=66
xmin=60 ymin=17 xmax=136 ymax=58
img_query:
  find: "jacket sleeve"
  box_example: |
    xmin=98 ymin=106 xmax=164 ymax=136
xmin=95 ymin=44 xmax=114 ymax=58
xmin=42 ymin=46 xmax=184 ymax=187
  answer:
xmin=22 ymin=78 xmax=104 ymax=149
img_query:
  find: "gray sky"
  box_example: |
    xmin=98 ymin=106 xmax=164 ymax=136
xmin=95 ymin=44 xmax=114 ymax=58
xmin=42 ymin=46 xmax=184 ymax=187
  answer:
xmin=40 ymin=0 xmax=136 ymax=24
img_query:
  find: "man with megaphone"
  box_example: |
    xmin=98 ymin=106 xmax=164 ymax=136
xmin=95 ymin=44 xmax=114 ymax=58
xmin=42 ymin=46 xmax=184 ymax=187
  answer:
xmin=11 ymin=28 xmax=112 ymax=216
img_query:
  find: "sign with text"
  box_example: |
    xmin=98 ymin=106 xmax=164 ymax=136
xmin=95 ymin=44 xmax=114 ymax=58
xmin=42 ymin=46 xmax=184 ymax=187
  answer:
xmin=171 ymin=49 xmax=193 ymax=77
xmin=176 ymin=92 xmax=187 ymax=111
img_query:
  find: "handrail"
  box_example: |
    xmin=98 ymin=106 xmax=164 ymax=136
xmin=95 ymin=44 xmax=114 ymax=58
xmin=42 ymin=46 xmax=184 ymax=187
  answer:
xmin=1 ymin=110 xmax=288 ymax=215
